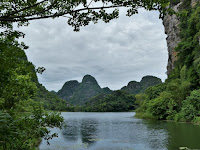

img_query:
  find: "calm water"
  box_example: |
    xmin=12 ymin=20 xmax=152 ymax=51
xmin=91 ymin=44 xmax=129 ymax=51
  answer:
xmin=39 ymin=112 xmax=200 ymax=150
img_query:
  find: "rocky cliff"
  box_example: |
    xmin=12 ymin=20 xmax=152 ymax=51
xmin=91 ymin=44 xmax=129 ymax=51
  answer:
xmin=163 ymin=0 xmax=200 ymax=75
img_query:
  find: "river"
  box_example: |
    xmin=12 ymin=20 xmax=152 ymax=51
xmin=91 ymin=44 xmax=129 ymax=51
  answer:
xmin=39 ymin=112 xmax=200 ymax=150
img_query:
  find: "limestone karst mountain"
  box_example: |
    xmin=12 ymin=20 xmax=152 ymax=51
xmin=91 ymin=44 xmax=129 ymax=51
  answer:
xmin=121 ymin=75 xmax=162 ymax=94
xmin=57 ymin=80 xmax=80 ymax=101
xmin=57 ymin=75 xmax=162 ymax=106
xmin=57 ymin=75 xmax=105 ymax=105
xmin=69 ymin=75 xmax=103 ymax=105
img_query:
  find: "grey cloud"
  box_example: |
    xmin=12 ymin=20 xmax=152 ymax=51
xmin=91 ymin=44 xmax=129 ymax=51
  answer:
xmin=18 ymin=8 xmax=168 ymax=91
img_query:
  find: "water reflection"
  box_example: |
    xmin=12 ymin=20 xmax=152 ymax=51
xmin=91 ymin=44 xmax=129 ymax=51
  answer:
xmin=143 ymin=119 xmax=200 ymax=150
xmin=166 ymin=122 xmax=200 ymax=150
xmin=62 ymin=119 xmax=79 ymax=141
xmin=39 ymin=112 xmax=200 ymax=150
xmin=80 ymin=119 xmax=98 ymax=146
xmin=62 ymin=118 xmax=98 ymax=147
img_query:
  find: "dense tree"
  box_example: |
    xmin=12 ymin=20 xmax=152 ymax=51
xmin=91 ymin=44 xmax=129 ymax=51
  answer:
xmin=82 ymin=90 xmax=136 ymax=112
xmin=0 ymin=35 xmax=64 ymax=149
xmin=135 ymin=2 xmax=200 ymax=124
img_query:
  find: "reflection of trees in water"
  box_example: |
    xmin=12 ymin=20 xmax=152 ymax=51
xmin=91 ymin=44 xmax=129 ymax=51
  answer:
xmin=61 ymin=118 xmax=98 ymax=146
xmin=143 ymin=119 xmax=200 ymax=150
xmin=62 ymin=119 xmax=79 ymax=141
xmin=80 ymin=119 xmax=98 ymax=146
xmin=141 ymin=120 xmax=168 ymax=150
xmin=166 ymin=122 xmax=200 ymax=150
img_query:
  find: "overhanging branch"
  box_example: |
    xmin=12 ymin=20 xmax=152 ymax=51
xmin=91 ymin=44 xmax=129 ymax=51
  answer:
xmin=0 ymin=5 xmax=124 ymax=22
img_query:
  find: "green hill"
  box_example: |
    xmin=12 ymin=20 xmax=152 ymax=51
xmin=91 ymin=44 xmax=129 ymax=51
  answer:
xmin=35 ymin=83 xmax=67 ymax=111
xmin=57 ymin=75 xmax=113 ymax=106
xmin=70 ymin=75 xmax=102 ymax=105
xmin=0 ymin=40 xmax=67 ymax=111
xmin=121 ymin=76 xmax=162 ymax=94
xmin=57 ymin=80 xmax=80 ymax=102
xmin=83 ymin=90 xmax=136 ymax=112
xmin=57 ymin=75 xmax=162 ymax=108
xmin=80 ymin=76 xmax=162 ymax=112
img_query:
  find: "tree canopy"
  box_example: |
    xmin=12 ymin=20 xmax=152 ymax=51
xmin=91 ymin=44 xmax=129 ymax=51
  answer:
xmin=0 ymin=0 xmax=171 ymax=31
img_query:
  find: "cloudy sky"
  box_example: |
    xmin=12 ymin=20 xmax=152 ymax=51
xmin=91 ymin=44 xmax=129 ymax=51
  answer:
xmin=18 ymin=8 xmax=168 ymax=92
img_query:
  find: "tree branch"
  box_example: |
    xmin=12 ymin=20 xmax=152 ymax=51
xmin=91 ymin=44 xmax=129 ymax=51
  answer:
xmin=0 ymin=5 xmax=124 ymax=22
xmin=3 ymin=0 xmax=49 ymax=18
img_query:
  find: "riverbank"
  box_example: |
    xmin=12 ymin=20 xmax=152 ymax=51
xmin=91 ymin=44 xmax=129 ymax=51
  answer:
xmin=135 ymin=112 xmax=200 ymax=125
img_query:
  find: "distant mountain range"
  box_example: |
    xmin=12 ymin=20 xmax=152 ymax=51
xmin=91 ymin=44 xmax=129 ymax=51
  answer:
xmin=56 ymin=75 xmax=162 ymax=105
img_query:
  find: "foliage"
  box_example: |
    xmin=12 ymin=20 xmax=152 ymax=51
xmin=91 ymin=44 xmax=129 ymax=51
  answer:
xmin=193 ymin=117 xmax=200 ymax=125
xmin=147 ymin=92 xmax=175 ymax=120
xmin=0 ymin=0 xmax=172 ymax=32
xmin=81 ymin=90 xmax=136 ymax=112
xmin=134 ymin=83 xmax=165 ymax=112
xmin=136 ymin=3 xmax=200 ymax=122
xmin=145 ymin=83 xmax=166 ymax=100
xmin=121 ymin=76 xmax=162 ymax=94
xmin=167 ymin=79 xmax=191 ymax=107
xmin=0 ymin=108 xmax=63 ymax=149
xmin=176 ymin=89 xmax=200 ymax=122
xmin=35 ymin=84 xmax=68 ymax=111
xmin=175 ymin=4 xmax=200 ymax=87
xmin=0 ymin=37 xmax=37 ymax=110
xmin=0 ymin=37 xmax=64 ymax=149
xmin=135 ymin=93 xmax=147 ymax=108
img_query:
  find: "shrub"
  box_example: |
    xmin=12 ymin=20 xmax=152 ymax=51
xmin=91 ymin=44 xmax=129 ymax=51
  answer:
xmin=147 ymin=92 xmax=174 ymax=120
xmin=176 ymin=89 xmax=200 ymax=122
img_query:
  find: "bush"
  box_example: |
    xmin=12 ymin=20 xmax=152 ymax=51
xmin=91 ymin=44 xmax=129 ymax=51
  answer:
xmin=193 ymin=117 xmax=200 ymax=125
xmin=145 ymin=83 xmax=166 ymax=100
xmin=176 ymin=89 xmax=200 ymax=122
xmin=147 ymin=92 xmax=174 ymax=120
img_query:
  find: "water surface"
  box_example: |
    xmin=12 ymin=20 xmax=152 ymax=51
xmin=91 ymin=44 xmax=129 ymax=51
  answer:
xmin=39 ymin=112 xmax=200 ymax=150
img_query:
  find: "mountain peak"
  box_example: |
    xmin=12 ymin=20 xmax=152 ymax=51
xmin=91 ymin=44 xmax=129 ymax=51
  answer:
xmin=57 ymin=80 xmax=80 ymax=101
xmin=140 ymin=75 xmax=161 ymax=83
xmin=121 ymin=75 xmax=162 ymax=94
xmin=69 ymin=75 xmax=102 ymax=105
xmin=127 ymin=81 xmax=140 ymax=86
xmin=82 ymin=74 xmax=98 ymax=84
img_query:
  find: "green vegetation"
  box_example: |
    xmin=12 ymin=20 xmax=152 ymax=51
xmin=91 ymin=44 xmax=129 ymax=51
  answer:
xmin=121 ymin=76 xmax=162 ymax=94
xmin=1 ymin=0 xmax=200 ymax=149
xmin=57 ymin=75 xmax=112 ymax=105
xmin=35 ymin=84 xmax=68 ymax=111
xmin=136 ymin=2 xmax=200 ymax=123
xmin=0 ymin=36 xmax=64 ymax=149
xmin=79 ymin=76 xmax=162 ymax=112
xmin=0 ymin=0 xmax=171 ymax=32
xmin=57 ymin=80 xmax=80 ymax=102
xmin=0 ymin=0 xmax=171 ymax=146
xmin=82 ymin=90 xmax=136 ymax=112
xmin=57 ymin=75 xmax=161 ymax=111
xmin=69 ymin=75 xmax=102 ymax=105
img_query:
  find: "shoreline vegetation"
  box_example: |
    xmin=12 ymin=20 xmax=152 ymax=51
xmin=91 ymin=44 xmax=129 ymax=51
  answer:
xmin=134 ymin=112 xmax=200 ymax=125
xmin=131 ymin=2 xmax=200 ymax=126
